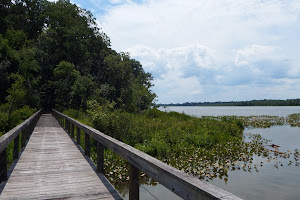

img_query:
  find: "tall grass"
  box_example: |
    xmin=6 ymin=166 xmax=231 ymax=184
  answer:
xmin=63 ymin=103 xmax=299 ymax=186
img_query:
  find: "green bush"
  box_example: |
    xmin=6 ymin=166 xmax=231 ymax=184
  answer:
xmin=8 ymin=105 xmax=36 ymax=129
xmin=0 ymin=104 xmax=36 ymax=134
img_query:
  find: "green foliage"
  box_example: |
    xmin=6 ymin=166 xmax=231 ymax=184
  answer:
xmin=0 ymin=103 xmax=36 ymax=134
xmin=86 ymin=100 xmax=130 ymax=140
xmin=0 ymin=105 xmax=9 ymax=135
xmin=6 ymin=73 xmax=27 ymax=120
xmin=5 ymin=28 xmax=27 ymax=50
xmin=0 ymin=0 xmax=156 ymax=112
xmin=53 ymin=61 xmax=79 ymax=110
xmin=64 ymin=108 xmax=300 ymax=186
xmin=71 ymin=75 xmax=96 ymax=110
xmin=8 ymin=105 xmax=37 ymax=129
xmin=67 ymin=107 xmax=244 ymax=158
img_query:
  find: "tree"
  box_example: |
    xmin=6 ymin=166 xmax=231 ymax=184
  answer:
xmin=0 ymin=34 xmax=19 ymax=104
xmin=71 ymin=75 xmax=96 ymax=110
xmin=0 ymin=0 xmax=156 ymax=113
xmin=6 ymin=73 xmax=26 ymax=120
xmin=53 ymin=61 xmax=79 ymax=110
xmin=18 ymin=46 xmax=40 ymax=107
xmin=0 ymin=0 xmax=11 ymax=34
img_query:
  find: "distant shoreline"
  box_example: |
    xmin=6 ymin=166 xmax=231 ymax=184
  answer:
xmin=158 ymin=99 xmax=300 ymax=107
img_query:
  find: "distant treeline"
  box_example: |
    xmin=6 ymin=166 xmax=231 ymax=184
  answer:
xmin=159 ymin=99 xmax=300 ymax=107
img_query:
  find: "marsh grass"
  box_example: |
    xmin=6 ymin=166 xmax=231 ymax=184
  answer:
xmin=63 ymin=107 xmax=299 ymax=187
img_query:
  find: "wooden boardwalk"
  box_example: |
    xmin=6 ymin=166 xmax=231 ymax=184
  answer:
xmin=0 ymin=114 xmax=122 ymax=200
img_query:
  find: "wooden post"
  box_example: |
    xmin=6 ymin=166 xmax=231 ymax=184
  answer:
xmin=66 ymin=120 xmax=69 ymax=133
xmin=26 ymin=124 xmax=31 ymax=140
xmin=71 ymin=123 xmax=74 ymax=138
xmin=129 ymin=164 xmax=140 ymax=200
xmin=85 ymin=132 xmax=90 ymax=157
xmin=68 ymin=121 xmax=71 ymax=134
xmin=13 ymin=135 xmax=20 ymax=160
xmin=21 ymin=130 xmax=26 ymax=148
xmin=97 ymin=142 xmax=104 ymax=173
xmin=28 ymin=122 xmax=34 ymax=139
xmin=77 ymin=127 xmax=81 ymax=145
xmin=0 ymin=148 xmax=7 ymax=182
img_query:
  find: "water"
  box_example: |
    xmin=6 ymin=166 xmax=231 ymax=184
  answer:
xmin=119 ymin=106 xmax=300 ymax=199
xmin=160 ymin=106 xmax=300 ymax=117
xmin=212 ymin=125 xmax=300 ymax=200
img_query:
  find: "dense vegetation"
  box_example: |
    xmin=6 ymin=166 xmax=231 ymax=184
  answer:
xmin=161 ymin=99 xmax=300 ymax=106
xmin=0 ymin=0 xmax=155 ymax=134
xmin=63 ymin=105 xmax=300 ymax=187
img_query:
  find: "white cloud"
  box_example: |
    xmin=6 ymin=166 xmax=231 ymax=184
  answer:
xmin=234 ymin=45 xmax=281 ymax=66
xmin=154 ymin=72 xmax=203 ymax=103
xmin=127 ymin=43 xmax=297 ymax=103
xmin=128 ymin=43 xmax=216 ymax=76
xmin=99 ymin=0 xmax=300 ymax=51
xmin=95 ymin=0 xmax=300 ymax=103
xmin=109 ymin=0 xmax=125 ymax=4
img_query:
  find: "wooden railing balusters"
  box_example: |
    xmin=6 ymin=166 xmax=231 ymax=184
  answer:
xmin=85 ymin=132 xmax=90 ymax=157
xmin=76 ymin=127 xmax=81 ymax=145
xmin=68 ymin=120 xmax=71 ymax=134
xmin=0 ymin=110 xmax=42 ymax=184
xmin=21 ymin=130 xmax=26 ymax=148
xmin=97 ymin=142 xmax=104 ymax=173
xmin=71 ymin=123 xmax=74 ymax=138
xmin=0 ymin=148 xmax=7 ymax=182
xmin=52 ymin=110 xmax=243 ymax=200
xmin=13 ymin=135 xmax=19 ymax=160
xmin=129 ymin=164 xmax=140 ymax=200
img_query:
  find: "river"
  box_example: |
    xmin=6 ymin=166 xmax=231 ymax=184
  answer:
xmin=119 ymin=106 xmax=300 ymax=199
xmin=160 ymin=106 xmax=300 ymax=117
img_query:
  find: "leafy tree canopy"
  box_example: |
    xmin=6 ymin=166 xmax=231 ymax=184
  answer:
xmin=0 ymin=0 xmax=156 ymax=116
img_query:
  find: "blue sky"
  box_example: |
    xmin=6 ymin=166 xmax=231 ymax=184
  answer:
xmin=58 ymin=0 xmax=300 ymax=103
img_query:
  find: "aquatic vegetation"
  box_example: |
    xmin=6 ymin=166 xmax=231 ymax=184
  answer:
xmin=207 ymin=113 xmax=300 ymax=129
xmin=205 ymin=115 xmax=286 ymax=128
xmin=63 ymin=108 xmax=299 ymax=187
xmin=287 ymin=113 xmax=300 ymax=127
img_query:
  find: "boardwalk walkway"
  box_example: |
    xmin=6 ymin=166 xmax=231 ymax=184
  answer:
xmin=0 ymin=114 xmax=122 ymax=200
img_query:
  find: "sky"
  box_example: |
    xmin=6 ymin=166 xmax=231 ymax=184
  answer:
xmin=54 ymin=0 xmax=300 ymax=103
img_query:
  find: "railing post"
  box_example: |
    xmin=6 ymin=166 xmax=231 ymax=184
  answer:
xmin=71 ymin=123 xmax=74 ymax=138
xmin=129 ymin=164 xmax=140 ymax=200
xmin=77 ymin=127 xmax=81 ymax=145
xmin=13 ymin=135 xmax=20 ymax=160
xmin=21 ymin=129 xmax=26 ymax=148
xmin=65 ymin=119 xmax=68 ymax=132
xmin=68 ymin=121 xmax=70 ymax=134
xmin=97 ymin=142 xmax=104 ymax=173
xmin=0 ymin=148 xmax=7 ymax=182
xmin=27 ymin=122 xmax=33 ymax=140
xmin=85 ymin=132 xmax=90 ymax=157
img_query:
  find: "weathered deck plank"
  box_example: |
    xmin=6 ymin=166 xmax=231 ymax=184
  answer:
xmin=0 ymin=114 xmax=122 ymax=200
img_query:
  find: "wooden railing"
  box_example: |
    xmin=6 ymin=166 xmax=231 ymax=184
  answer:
xmin=53 ymin=110 xmax=242 ymax=200
xmin=0 ymin=110 xmax=42 ymax=182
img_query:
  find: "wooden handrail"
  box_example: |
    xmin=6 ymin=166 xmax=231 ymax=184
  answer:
xmin=0 ymin=110 xmax=42 ymax=182
xmin=52 ymin=109 xmax=243 ymax=200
